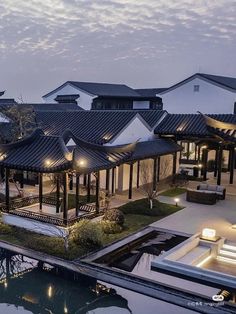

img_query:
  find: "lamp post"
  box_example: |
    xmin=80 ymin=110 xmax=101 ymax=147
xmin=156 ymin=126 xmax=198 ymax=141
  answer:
xmin=174 ymin=197 xmax=180 ymax=207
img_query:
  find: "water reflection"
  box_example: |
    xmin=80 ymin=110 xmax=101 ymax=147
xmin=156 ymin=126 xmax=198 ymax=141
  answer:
xmin=0 ymin=249 xmax=131 ymax=314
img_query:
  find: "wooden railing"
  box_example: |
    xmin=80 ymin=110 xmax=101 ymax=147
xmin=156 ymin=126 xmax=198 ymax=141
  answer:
xmin=0 ymin=197 xmax=98 ymax=227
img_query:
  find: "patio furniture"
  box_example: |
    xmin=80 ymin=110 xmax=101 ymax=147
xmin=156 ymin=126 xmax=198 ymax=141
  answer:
xmin=186 ymin=189 xmax=217 ymax=205
xmin=197 ymin=184 xmax=226 ymax=200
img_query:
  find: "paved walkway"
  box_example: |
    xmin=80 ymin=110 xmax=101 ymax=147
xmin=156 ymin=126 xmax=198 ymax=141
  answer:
xmin=152 ymin=193 xmax=236 ymax=243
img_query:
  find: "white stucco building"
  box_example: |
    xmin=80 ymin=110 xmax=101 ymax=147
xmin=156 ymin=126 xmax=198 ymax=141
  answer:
xmin=158 ymin=73 xmax=236 ymax=114
xmin=42 ymin=81 xmax=162 ymax=110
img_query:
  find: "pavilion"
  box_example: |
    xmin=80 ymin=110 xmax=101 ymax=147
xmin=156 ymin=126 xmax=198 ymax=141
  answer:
xmin=0 ymin=128 xmax=181 ymax=230
xmin=155 ymin=113 xmax=236 ymax=186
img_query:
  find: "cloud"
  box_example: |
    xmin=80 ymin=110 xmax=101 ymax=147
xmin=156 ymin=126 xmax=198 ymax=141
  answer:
xmin=0 ymin=0 xmax=235 ymax=100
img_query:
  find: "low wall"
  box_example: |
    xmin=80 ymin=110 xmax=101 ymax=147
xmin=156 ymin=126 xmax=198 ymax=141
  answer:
xmin=2 ymin=213 xmax=68 ymax=237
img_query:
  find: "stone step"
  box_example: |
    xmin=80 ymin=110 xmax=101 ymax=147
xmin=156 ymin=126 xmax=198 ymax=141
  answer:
xmin=217 ymin=255 xmax=236 ymax=265
xmin=222 ymin=243 xmax=236 ymax=252
xmin=178 ymin=246 xmax=210 ymax=265
xmin=219 ymin=249 xmax=236 ymax=259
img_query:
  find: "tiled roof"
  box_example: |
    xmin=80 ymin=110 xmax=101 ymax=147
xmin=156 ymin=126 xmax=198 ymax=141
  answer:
xmin=0 ymin=129 xmax=181 ymax=173
xmin=0 ymin=129 xmax=72 ymax=172
xmin=43 ymin=81 xmax=141 ymax=98
xmin=36 ymin=110 xmax=166 ymax=144
xmin=155 ymin=113 xmax=236 ymax=136
xmin=160 ymin=73 xmax=236 ymax=94
xmin=135 ymin=88 xmax=168 ymax=97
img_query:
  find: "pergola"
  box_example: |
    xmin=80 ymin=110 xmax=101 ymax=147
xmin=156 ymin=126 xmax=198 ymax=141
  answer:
xmin=155 ymin=113 xmax=236 ymax=185
xmin=0 ymin=128 xmax=181 ymax=227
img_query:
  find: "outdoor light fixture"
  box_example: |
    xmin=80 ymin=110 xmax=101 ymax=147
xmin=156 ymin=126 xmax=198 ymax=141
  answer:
xmin=198 ymin=164 xmax=202 ymax=168
xmin=201 ymin=228 xmax=217 ymax=241
xmin=201 ymin=145 xmax=208 ymax=149
xmin=47 ymin=285 xmax=53 ymax=298
xmin=0 ymin=153 xmax=6 ymax=161
xmin=174 ymin=197 xmax=180 ymax=206
xmin=45 ymin=159 xmax=51 ymax=166
xmin=77 ymin=159 xmax=86 ymax=167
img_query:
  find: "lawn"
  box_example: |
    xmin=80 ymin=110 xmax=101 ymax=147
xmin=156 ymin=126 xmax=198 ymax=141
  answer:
xmin=160 ymin=187 xmax=187 ymax=197
xmin=0 ymin=198 xmax=183 ymax=260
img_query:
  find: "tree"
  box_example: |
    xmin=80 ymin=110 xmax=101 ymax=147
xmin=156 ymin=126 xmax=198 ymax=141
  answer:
xmin=140 ymin=157 xmax=172 ymax=209
xmin=1 ymin=104 xmax=37 ymax=142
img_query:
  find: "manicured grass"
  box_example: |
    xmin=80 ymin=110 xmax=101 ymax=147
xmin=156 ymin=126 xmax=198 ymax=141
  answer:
xmin=119 ymin=198 xmax=183 ymax=216
xmin=160 ymin=187 xmax=187 ymax=197
xmin=0 ymin=198 xmax=183 ymax=260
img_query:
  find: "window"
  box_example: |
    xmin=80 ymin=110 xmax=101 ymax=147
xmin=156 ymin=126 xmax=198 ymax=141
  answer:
xmin=194 ymin=85 xmax=200 ymax=92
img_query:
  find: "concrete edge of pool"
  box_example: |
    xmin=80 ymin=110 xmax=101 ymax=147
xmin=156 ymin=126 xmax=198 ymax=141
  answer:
xmin=0 ymin=229 xmax=235 ymax=314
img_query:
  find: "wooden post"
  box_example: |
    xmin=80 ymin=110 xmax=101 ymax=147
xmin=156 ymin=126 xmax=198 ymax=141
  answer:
xmin=20 ymin=171 xmax=24 ymax=189
xmin=153 ymin=158 xmax=157 ymax=191
xmin=128 ymin=163 xmax=133 ymax=200
xmin=172 ymin=153 xmax=177 ymax=176
xmin=83 ymin=174 xmax=87 ymax=187
xmin=105 ymin=169 xmax=110 ymax=194
xmin=194 ymin=144 xmax=197 ymax=161
xmin=136 ymin=161 xmax=140 ymax=188
xmin=87 ymin=173 xmax=91 ymax=202
xmin=217 ymin=146 xmax=223 ymax=186
xmin=69 ymin=174 xmax=73 ymax=191
xmin=63 ymin=172 xmax=68 ymax=225
xmin=95 ymin=171 xmax=100 ymax=214
xmin=157 ymin=157 xmax=160 ymax=182
xmin=76 ymin=173 xmax=80 ymax=217
xmin=111 ymin=168 xmax=115 ymax=195
xmin=56 ymin=174 xmax=60 ymax=214
xmin=214 ymin=149 xmax=218 ymax=178
xmin=187 ymin=142 xmax=190 ymax=161
xmin=5 ymin=168 xmax=10 ymax=212
xmin=230 ymin=148 xmax=235 ymax=184
xmin=39 ymin=173 xmax=43 ymax=210
xmin=202 ymin=149 xmax=208 ymax=181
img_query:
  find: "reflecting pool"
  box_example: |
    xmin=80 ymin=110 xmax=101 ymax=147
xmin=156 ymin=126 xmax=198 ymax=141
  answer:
xmin=0 ymin=248 xmax=197 ymax=314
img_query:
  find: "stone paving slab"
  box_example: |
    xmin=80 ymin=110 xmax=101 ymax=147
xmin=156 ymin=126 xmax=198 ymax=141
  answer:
xmin=151 ymin=193 xmax=236 ymax=242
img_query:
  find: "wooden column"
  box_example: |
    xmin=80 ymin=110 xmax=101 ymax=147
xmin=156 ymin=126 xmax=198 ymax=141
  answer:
xmin=202 ymin=149 xmax=208 ymax=181
xmin=76 ymin=173 xmax=80 ymax=217
xmin=217 ymin=146 xmax=223 ymax=186
xmin=105 ymin=169 xmax=110 ymax=194
xmin=128 ymin=163 xmax=133 ymax=200
xmin=136 ymin=161 xmax=140 ymax=188
xmin=230 ymin=148 xmax=235 ymax=184
xmin=172 ymin=153 xmax=177 ymax=176
xmin=214 ymin=149 xmax=218 ymax=178
xmin=157 ymin=157 xmax=160 ymax=182
xmin=39 ymin=173 xmax=43 ymax=210
xmin=186 ymin=142 xmax=190 ymax=161
xmin=194 ymin=144 xmax=197 ymax=161
xmin=83 ymin=174 xmax=87 ymax=187
xmin=95 ymin=171 xmax=100 ymax=214
xmin=69 ymin=174 xmax=73 ymax=191
xmin=153 ymin=158 xmax=157 ymax=191
xmin=87 ymin=173 xmax=91 ymax=202
xmin=111 ymin=167 xmax=115 ymax=195
xmin=20 ymin=171 xmax=24 ymax=189
xmin=63 ymin=172 xmax=68 ymax=225
xmin=5 ymin=168 xmax=10 ymax=213
xmin=56 ymin=174 xmax=60 ymax=214
xmin=197 ymin=145 xmax=201 ymax=162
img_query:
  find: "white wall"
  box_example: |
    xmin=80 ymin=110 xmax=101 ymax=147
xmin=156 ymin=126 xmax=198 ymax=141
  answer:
xmin=106 ymin=116 xmax=154 ymax=146
xmin=161 ymin=77 xmax=236 ymax=114
xmin=43 ymin=83 xmax=95 ymax=110
xmin=133 ymin=100 xmax=150 ymax=109
xmin=2 ymin=213 xmax=68 ymax=237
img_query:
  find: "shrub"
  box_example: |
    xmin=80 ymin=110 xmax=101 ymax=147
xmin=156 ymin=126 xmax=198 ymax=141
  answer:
xmin=102 ymin=209 xmax=125 ymax=226
xmin=73 ymin=220 xmax=102 ymax=250
xmin=0 ymin=222 xmax=13 ymax=234
xmin=101 ymin=221 xmax=123 ymax=234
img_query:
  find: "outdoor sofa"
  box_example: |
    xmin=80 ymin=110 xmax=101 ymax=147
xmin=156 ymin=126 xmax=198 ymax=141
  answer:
xmin=186 ymin=184 xmax=226 ymax=205
xmin=197 ymin=184 xmax=226 ymax=200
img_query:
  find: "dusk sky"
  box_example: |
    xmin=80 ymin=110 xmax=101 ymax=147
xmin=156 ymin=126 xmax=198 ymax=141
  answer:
xmin=0 ymin=0 xmax=235 ymax=102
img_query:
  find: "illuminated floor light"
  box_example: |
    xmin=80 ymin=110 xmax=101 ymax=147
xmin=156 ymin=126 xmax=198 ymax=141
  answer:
xmin=196 ymin=255 xmax=212 ymax=268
